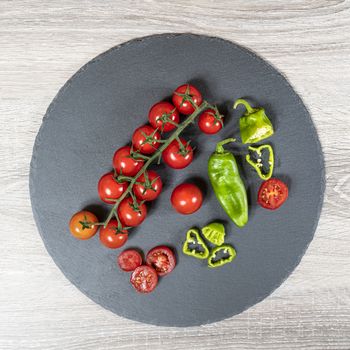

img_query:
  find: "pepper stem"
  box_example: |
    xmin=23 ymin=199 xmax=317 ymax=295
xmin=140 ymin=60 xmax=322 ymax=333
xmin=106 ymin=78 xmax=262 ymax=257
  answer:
xmin=215 ymin=138 xmax=236 ymax=154
xmin=233 ymin=98 xmax=254 ymax=114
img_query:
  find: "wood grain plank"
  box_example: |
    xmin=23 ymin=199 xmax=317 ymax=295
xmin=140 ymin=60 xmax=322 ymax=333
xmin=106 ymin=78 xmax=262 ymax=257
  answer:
xmin=0 ymin=0 xmax=350 ymax=349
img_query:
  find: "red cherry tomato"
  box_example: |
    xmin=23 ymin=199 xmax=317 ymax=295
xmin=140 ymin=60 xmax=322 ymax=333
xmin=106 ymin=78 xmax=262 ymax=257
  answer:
xmin=117 ymin=249 xmax=143 ymax=272
xmin=171 ymin=183 xmax=203 ymax=215
xmin=133 ymin=170 xmax=163 ymax=201
xmin=148 ymin=101 xmax=180 ymax=133
xmin=162 ymin=138 xmax=193 ymax=169
xmin=172 ymin=84 xmax=203 ymax=115
xmin=198 ymin=109 xmax=224 ymax=134
xmin=97 ymin=172 xmax=127 ymax=204
xmin=113 ymin=146 xmax=144 ymax=177
xmin=130 ymin=265 xmax=158 ymax=293
xmin=146 ymin=246 xmax=176 ymax=276
xmin=132 ymin=125 xmax=161 ymax=155
xmin=69 ymin=211 xmax=99 ymax=240
xmin=99 ymin=220 xmax=128 ymax=249
xmin=117 ymin=197 xmax=147 ymax=227
xmin=258 ymin=178 xmax=289 ymax=210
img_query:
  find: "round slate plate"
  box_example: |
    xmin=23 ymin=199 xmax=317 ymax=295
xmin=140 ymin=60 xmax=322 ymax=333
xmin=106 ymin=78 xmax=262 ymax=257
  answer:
xmin=30 ymin=33 xmax=325 ymax=327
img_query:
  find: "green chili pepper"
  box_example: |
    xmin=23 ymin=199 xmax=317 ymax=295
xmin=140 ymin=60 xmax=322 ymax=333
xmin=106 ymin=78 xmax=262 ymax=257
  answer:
xmin=202 ymin=222 xmax=225 ymax=246
xmin=234 ymin=99 xmax=274 ymax=144
xmin=246 ymin=144 xmax=274 ymax=181
xmin=208 ymin=244 xmax=236 ymax=268
xmin=208 ymin=138 xmax=248 ymax=228
xmin=182 ymin=228 xmax=209 ymax=259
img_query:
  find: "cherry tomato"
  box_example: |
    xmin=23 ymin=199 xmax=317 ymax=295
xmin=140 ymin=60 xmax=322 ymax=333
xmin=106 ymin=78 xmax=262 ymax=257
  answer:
xmin=69 ymin=211 xmax=99 ymax=240
xmin=258 ymin=178 xmax=289 ymax=210
xmin=198 ymin=109 xmax=224 ymax=134
xmin=117 ymin=249 xmax=143 ymax=272
xmin=130 ymin=265 xmax=158 ymax=293
xmin=113 ymin=146 xmax=144 ymax=177
xmin=97 ymin=172 xmax=127 ymax=204
xmin=133 ymin=170 xmax=163 ymax=201
xmin=148 ymin=101 xmax=180 ymax=133
xmin=162 ymin=138 xmax=193 ymax=169
xmin=146 ymin=246 xmax=176 ymax=276
xmin=171 ymin=183 xmax=203 ymax=215
xmin=132 ymin=125 xmax=161 ymax=155
xmin=172 ymin=84 xmax=203 ymax=115
xmin=99 ymin=219 xmax=128 ymax=249
xmin=117 ymin=197 xmax=147 ymax=227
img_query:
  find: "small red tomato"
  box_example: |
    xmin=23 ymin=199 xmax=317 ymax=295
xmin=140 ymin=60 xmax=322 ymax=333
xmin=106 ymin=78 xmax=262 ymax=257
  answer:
xmin=99 ymin=219 xmax=128 ymax=249
xmin=258 ymin=178 xmax=289 ymax=210
xmin=198 ymin=109 xmax=224 ymax=134
xmin=117 ymin=197 xmax=147 ymax=227
xmin=97 ymin=172 xmax=128 ymax=204
xmin=132 ymin=125 xmax=161 ymax=155
xmin=113 ymin=146 xmax=144 ymax=176
xmin=172 ymin=84 xmax=203 ymax=115
xmin=171 ymin=183 xmax=203 ymax=215
xmin=69 ymin=211 xmax=99 ymax=240
xmin=162 ymin=138 xmax=193 ymax=169
xmin=148 ymin=101 xmax=180 ymax=133
xmin=146 ymin=246 xmax=176 ymax=277
xmin=133 ymin=170 xmax=163 ymax=201
xmin=130 ymin=265 xmax=158 ymax=293
xmin=117 ymin=249 xmax=143 ymax=272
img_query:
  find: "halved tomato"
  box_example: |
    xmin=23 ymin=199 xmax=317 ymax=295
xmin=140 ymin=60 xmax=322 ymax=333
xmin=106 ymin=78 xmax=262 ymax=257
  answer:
xmin=117 ymin=249 xmax=143 ymax=272
xmin=258 ymin=178 xmax=289 ymax=210
xmin=146 ymin=246 xmax=176 ymax=276
xmin=130 ymin=265 xmax=158 ymax=293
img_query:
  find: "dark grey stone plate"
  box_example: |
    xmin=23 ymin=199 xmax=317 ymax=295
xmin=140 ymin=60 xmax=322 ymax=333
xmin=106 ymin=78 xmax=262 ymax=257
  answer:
xmin=30 ymin=34 xmax=325 ymax=327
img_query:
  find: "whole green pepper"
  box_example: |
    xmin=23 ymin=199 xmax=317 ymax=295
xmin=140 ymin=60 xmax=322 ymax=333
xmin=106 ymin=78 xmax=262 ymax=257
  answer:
xmin=246 ymin=144 xmax=274 ymax=180
xmin=234 ymin=98 xmax=274 ymax=144
xmin=208 ymin=244 xmax=236 ymax=268
xmin=208 ymin=138 xmax=248 ymax=228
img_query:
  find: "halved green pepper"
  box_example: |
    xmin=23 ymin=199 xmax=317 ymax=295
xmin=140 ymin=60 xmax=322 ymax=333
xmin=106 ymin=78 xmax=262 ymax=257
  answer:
xmin=246 ymin=144 xmax=274 ymax=180
xmin=208 ymin=244 xmax=236 ymax=268
xmin=234 ymin=99 xmax=274 ymax=144
xmin=182 ymin=228 xmax=209 ymax=259
xmin=202 ymin=222 xmax=225 ymax=246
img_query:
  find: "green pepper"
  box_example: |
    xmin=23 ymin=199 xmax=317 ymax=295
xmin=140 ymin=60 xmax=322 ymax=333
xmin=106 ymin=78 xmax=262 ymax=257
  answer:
xmin=202 ymin=222 xmax=225 ymax=246
xmin=182 ymin=228 xmax=209 ymax=259
xmin=208 ymin=138 xmax=248 ymax=228
xmin=208 ymin=244 xmax=236 ymax=268
xmin=246 ymin=144 xmax=274 ymax=180
xmin=234 ymin=99 xmax=274 ymax=144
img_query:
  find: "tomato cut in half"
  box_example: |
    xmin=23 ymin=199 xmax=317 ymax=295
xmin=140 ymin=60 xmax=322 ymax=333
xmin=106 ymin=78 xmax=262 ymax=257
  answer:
xmin=117 ymin=197 xmax=147 ymax=227
xmin=113 ymin=145 xmax=144 ymax=177
xmin=118 ymin=249 xmax=143 ymax=272
xmin=130 ymin=265 xmax=158 ymax=293
xmin=98 ymin=172 xmax=127 ymax=204
xmin=132 ymin=125 xmax=161 ymax=155
xmin=133 ymin=170 xmax=163 ymax=201
xmin=146 ymin=246 xmax=176 ymax=276
xmin=172 ymin=84 xmax=203 ymax=115
xmin=162 ymin=138 xmax=193 ymax=169
xmin=171 ymin=183 xmax=203 ymax=215
xmin=148 ymin=101 xmax=180 ymax=133
xmin=257 ymin=178 xmax=289 ymax=210
xmin=69 ymin=211 xmax=99 ymax=240
xmin=99 ymin=219 xmax=128 ymax=249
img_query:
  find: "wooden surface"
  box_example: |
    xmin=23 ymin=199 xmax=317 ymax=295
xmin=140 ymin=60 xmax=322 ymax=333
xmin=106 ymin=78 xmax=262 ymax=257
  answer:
xmin=1 ymin=1 xmax=349 ymax=349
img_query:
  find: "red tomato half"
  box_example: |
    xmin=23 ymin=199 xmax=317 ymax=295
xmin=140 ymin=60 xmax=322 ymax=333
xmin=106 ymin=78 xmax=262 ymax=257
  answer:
xmin=171 ymin=183 xmax=203 ymax=215
xmin=172 ymin=84 xmax=202 ymax=115
xmin=198 ymin=109 xmax=224 ymax=134
xmin=98 ymin=172 xmax=127 ymax=204
xmin=132 ymin=125 xmax=161 ymax=155
xmin=130 ymin=265 xmax=158 ymax=293
xmin=148 ymin=101 xmax=180 ymax=133
xmin=162 ymin=138 xmax=193 ymax=169
xmin=146 ymin=246 xmax=176 ymax=276
xmin=113 ymin=146 xmax=144 ymax=176
xmin=258 ymin=178 xmax=289 ymax=210
xmin=117 ymin=197 xmax=147 ymax=227
xmin=99 ymin=220 xmax=128 ymax=249
xmin=118 ymin=249 xmax=143 ymax=272
xmin=133 ymin=170 xmax=163 ymax=201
